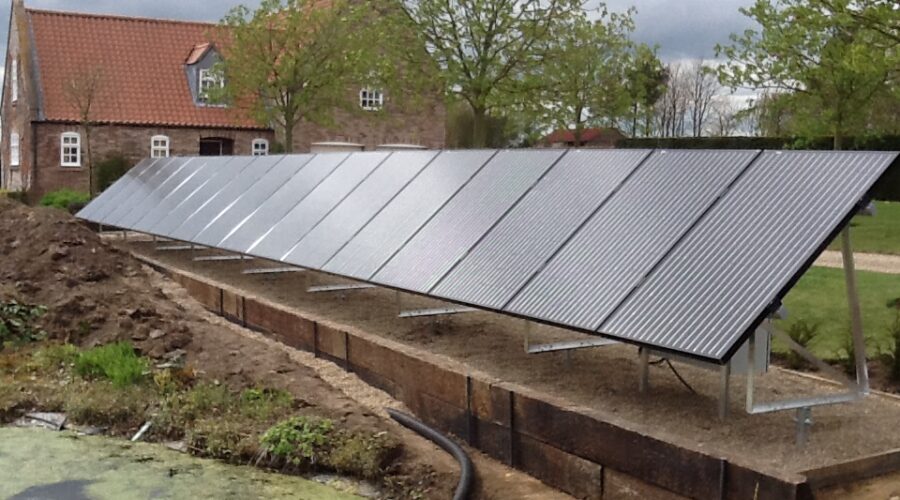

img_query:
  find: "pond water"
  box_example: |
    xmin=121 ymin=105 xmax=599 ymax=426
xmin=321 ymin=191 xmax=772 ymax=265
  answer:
xmin=0 ymin=427 xmax=361 ymax=499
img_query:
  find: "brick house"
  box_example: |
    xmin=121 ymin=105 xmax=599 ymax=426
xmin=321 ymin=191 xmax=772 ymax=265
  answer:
xmin=1 ymin=1 xmax=445 ymax=199
xmin=542 ymin=127 xmax=626 ymax=149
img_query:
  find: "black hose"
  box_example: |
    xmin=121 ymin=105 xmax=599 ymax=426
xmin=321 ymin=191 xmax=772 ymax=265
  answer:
xmin=386 ymin=408 xmax=474 ymax=500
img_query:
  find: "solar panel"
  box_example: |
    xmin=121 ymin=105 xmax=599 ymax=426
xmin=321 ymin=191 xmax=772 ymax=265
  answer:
xmin=248 ymin=151 xmax=390 ymax=260
xmin=150 ymin=157 xmax=251 ymax=238
xmin=89 ymin=157 xmax=176 ymax=223
xmin=103 ymin=157 xmax=191 ymax=227
xmin=282 ymin=150 xmax=438 ymax=269
xmin=602 ymin=150 xmax=898 ymax=361
xmin=77 ymin=158 xmax=158 ymax=222
xmin=373 ymin=149 xmax=564 ymax=293
xmin=505 ymin=149 xmax=759 ymax=331
xmin=432 ymin=149 xmax=652 ymax=309
xmin=191 ymin=155 xmax=312 ymax=247
xmin=131 ymin=157 xmax=228 ymax=233
xmin=168 ymin=156 xmax=277 ymax=242
xmin=322 ymin=150 xmax=495 ymax=280
xmin=216 ymin=153 xmax=350 ymax=254
xmin=112 ymin=157 xmax=205 ymax=229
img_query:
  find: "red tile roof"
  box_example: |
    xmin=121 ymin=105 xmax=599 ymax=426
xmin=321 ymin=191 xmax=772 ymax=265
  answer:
xmin=544 ymin=127 xmax=625 ymax=145
xmin=27 ymin=8 xmax=264 ymax=129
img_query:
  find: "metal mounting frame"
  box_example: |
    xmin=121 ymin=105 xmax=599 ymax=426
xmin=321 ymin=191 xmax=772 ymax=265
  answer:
xmin=242 ymin=267 xmax=304 ymax=275
xmin=193 ymin=254 xmax=253 ymax=262
xmin=522 ymin=319 xmax=618 ymax=354
xmin=307 ymin=283 xmax=377 ymax=293
xmin=398 ymin=306 xmax=478 ymax=318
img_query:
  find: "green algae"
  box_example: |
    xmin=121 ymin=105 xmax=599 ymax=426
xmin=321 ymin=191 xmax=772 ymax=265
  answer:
xmin=0 ymin=427 xmax=362 ymax=499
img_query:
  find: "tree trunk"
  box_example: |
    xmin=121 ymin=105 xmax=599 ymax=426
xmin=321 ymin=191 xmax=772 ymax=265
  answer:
xmin=631 ymin=102 xmax=638 ymax=137
xmin=84 ymin=124 xmax=94 ymax=197
xmin=283 ymin=120 xmax=295 ymax=154
xmin=834 ymin=105 xmax=844 ymax=151
xmin=472 ymin=107 xmax=488 ymax=148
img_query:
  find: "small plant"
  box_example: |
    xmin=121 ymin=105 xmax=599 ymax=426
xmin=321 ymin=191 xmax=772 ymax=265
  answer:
xmin=38 ymin=188 xmax=91 ymax=212
xmin=888 ymin=298 xmax=900 ymax=382
xmin=32 ymin=344 xmax=79 ymax=372
xmin=0 ymin=300 xmax=47 ymax=349
xmin=838 ymin=326 xmax=871 ymax=377
xmin=261 ymin=416 xmax=335 ymax=468
xmin=74 ymin=342 xmax=148 ymax=388
xmin=784 ymin=320 xmax=820 ymax=370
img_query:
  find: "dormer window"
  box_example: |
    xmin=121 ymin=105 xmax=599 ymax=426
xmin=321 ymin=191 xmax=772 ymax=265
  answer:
xmin=198 ymin=68 xmax=224 ymax=105
xmin=360 ymin=88 xmax=384 ymax=111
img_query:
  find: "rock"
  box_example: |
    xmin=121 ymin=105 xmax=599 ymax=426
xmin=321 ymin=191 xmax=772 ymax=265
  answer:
xmin=50 ymin=246 xmax=69 ymax=261
xmin=149 ymin=329 xmax=166 ymax=340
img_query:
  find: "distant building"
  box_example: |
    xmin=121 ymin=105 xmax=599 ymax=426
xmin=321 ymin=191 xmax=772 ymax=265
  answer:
xmin=1 ymin=0 xmax=445 ymax=199
xmin=542 ymin=127 xmax=626 ymax=149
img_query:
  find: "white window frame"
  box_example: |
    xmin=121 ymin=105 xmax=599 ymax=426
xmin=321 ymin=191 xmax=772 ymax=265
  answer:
xmin=198 ymin=68 xmax=224 ymax=105
xmin=251 ymin=138 xmax=269 ymax=156
xmin=359 ymin=88 xmax=384 ymax=111
xmin=60 ymin=132 xmax=81 ymax=168
xmin=10 ymin=132 xmax=20 ymax=167
xmin=10 ymin=58 xmax=17 ymax=103
xmin=150 ymin=135 xmax=170 ymax=158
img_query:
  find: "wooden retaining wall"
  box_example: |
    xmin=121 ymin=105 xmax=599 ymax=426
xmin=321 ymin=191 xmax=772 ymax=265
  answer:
xmin=152 ymin=262 xmax=847 ymax=500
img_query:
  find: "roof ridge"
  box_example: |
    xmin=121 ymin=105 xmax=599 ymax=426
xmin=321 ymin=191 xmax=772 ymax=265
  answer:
xmin=25 ymin=7 xmax=218 ymax=28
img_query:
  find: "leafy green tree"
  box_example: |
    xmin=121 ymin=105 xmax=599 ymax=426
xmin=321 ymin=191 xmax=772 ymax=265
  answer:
xmin=623 ymin=45 xmax=667 ymax=138
xmin=716 ymin=0 xmax=899 ymax=149
xmin=539 ymin=7 xmax=636 ymax=144
xmin=217 ymin=0 xmax=400 ymax=152
xmin=398 ymin=0 xmax=583 ymax=147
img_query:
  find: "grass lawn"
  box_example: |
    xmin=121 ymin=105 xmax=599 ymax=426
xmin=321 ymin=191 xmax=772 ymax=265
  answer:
xmin=827 ymin=200 xmax=900 ymax=255
xmin=775 ymin=267 xmax=900 ymax=359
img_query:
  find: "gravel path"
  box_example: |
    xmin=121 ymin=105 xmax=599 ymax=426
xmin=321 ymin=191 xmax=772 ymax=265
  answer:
xmin=814 ymin=251 xmax=900 ymax=274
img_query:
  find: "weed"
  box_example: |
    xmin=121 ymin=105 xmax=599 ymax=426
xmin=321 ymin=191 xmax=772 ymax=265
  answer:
xmin=0 ymin=300 xmax=47 ymax=349
xmin=63 ymin=380 xmax=151 ymax=429
xmin=261 ymin=416 xmax=335 ymax=468
xmin=74 ymin=342 xmax=148 ymax=388
xmin=888 ymin=298 xmax=900 ymax=382
xmin=784 ymin=320 xmax=820 ymax=370
xmin=239 ymin=387 xmax=294 ymax=420
xmin=838 ymin=327 xmax=871 ymax=377
xmin=329 ymin=430 xmax=400 ymax=479
xmin=32 ymin=344 xmax=79 ymax=373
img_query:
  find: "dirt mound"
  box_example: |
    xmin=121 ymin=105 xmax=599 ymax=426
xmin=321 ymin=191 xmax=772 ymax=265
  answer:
xmin=0 ymin=199 xmax=191 ymax=356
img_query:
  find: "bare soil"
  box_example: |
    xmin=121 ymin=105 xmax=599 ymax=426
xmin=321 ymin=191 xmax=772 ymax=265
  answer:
xmin=0 ymin=199 xmax=569 ymax=500
xmin=132 ymin=242 xmax=900 ymax=480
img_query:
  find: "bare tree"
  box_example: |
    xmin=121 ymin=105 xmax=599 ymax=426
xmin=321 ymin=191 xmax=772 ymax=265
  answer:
xmin=686 ymin=60 xmax=720 ymax=137
xmin=655 ymin=63 xmax=688 ymax=137
xmin=64 ymin=66 xmax=103 ymax=196
xmin=710 ymin=96 xmax=742 ymax=136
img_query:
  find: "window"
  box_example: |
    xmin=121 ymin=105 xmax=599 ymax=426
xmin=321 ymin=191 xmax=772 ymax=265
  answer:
xmin=10 ymin=133 xmax=19 ymax=167
xmin=150 ymin=135 xmax=170 ymax=158
xmin=60 ymin=132 xmax=81 ymax=167
xmin=10 ymin=59 xmax=17 ymax=103
xmin=198 ymin=68 xmax=224 ymax=104
xmin=251 ymin=138 xmax=269 ymax=156
xmin=359 ymin=88 xmax=384 ymax=111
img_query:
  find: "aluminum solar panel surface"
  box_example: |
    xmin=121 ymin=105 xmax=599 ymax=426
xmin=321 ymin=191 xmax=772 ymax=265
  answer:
xmin=249 ymin=151 xmax=390 ymax=260
xmin=192 ymin=155 xmax=312 ymax=248
xmin=151 ymin=157 xmax=252 ymax=238
xmin=432 ymin=149 xmax=652 ymax=309
xmin=322 ymin=150 xmax=495 ymax=280
xmin=103 ymin=157 xmax=190 ymax=226
xmin=216 ymin=153 xmax=349 ymax=254
xmin=132 ymin=157 xmax=224 ymax=233
xmin=77 ymin=158 xmax=157 ymax=222
xmin=283 ymin=151 xmax=437 ymax=269
xmin=168 ymin=156 xmax=279 ymax=242
xmin=90 ymin=157 xmax=177 ymax=223
xmin=603 ymin=150 xmax=899 ymax=361
xmin=373 ymin=149 xmax=564 ymax=293
xmin=506 ymin=149 xmax=759 ymax=331
xmin=113 ymin=157 xmax=204 ymax=229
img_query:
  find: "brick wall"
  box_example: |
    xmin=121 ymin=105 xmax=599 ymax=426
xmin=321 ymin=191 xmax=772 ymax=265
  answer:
xmin=1 ymin=0 xmax=38 ymax=192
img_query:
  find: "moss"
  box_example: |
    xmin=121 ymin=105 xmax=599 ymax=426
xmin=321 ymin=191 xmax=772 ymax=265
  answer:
xmin=328 ymin=430 xmax=400 ymax=479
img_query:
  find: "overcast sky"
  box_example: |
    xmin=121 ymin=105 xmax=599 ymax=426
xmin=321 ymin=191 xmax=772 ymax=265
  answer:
xmin=0 ymin=0 xmax=757 ymax=87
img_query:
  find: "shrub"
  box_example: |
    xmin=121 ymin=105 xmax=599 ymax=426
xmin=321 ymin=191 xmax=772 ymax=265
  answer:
xmin=889 ymin=298 xmax=900 ymax=382
xmin=261 ymin=416 xmax=335 ymax=468
xmin=0 ymin=189 xmax=26 ymax=203
xmin=39 ymin=189 xmax=90 ymax=211
xmin=784 ymin=320 xmax=820 ymax=370
xmin=0 ymin=300 xmax=47 ymax=349
xmin=95 ymin=153 xmax=132 ymax=193
xmin=74 ymin=342 xmax=148 ymax=388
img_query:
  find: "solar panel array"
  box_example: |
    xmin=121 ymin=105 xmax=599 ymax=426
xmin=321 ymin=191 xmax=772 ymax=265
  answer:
xmin=78 ymin=149 xmax=898 ymax=362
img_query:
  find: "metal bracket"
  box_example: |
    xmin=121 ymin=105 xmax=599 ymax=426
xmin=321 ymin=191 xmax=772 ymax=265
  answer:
xmin=242 ymin=267 xmax=304 ymax=275
xmin=193 ymin=255 xmax=252 ymax=262
xmin=157 ymin=244 xmax=194 ymax=251
xmin=522 ymin=320 xmax=618 ymax=354
xmin=307 ymin=283 xmax=376 ymax=293
xmin=398 ymin=306 xmax=477 ymax=318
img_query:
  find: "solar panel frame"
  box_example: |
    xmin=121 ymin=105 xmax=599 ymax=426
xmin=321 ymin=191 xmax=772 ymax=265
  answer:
xmin=112 ymin=157 xmax=205 ymax=229
xmin=247 ymin=151 xmax=391 ymax=260
xmin=431 ymin=149 xmax=653 ymax=309
xmin=322 ymin=149 xmax=497 ymax=281
xmin=282 ymin=150 xmax=438 ymax=269
xmin=504 ymin=149 xmax=760 ymax=331
xmin=373 ymin=149 xmax=565 ymax=293
xmin=602 ymin=150 xmax=899 ymax=362
xmin=102 ymin=157 xmax=190 ymax=227
xmin=88 ymin=157 xmax=177 ymax=224
xmin=77 ymin=158 xmax=158 ymax=222
xmin=191 ymin=155 xmax=313 ymax=248
xmin=216 ymin=153 xmax=353 ymax=254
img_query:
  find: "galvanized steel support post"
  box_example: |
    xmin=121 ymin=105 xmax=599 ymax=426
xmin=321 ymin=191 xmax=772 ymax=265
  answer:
xmin=745 ymin=333 xmax=756 ymax=411
xmin=719 ymin=362 xmax=730 ymax=421
xmin=639 ymin=348 xmax=649 ymax=393
xmin=840 ymin=227 xmax=870 ymax=393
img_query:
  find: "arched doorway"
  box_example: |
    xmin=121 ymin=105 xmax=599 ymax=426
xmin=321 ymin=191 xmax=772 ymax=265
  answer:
xmin=199 ymin=137 xmax=234 ymax=156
